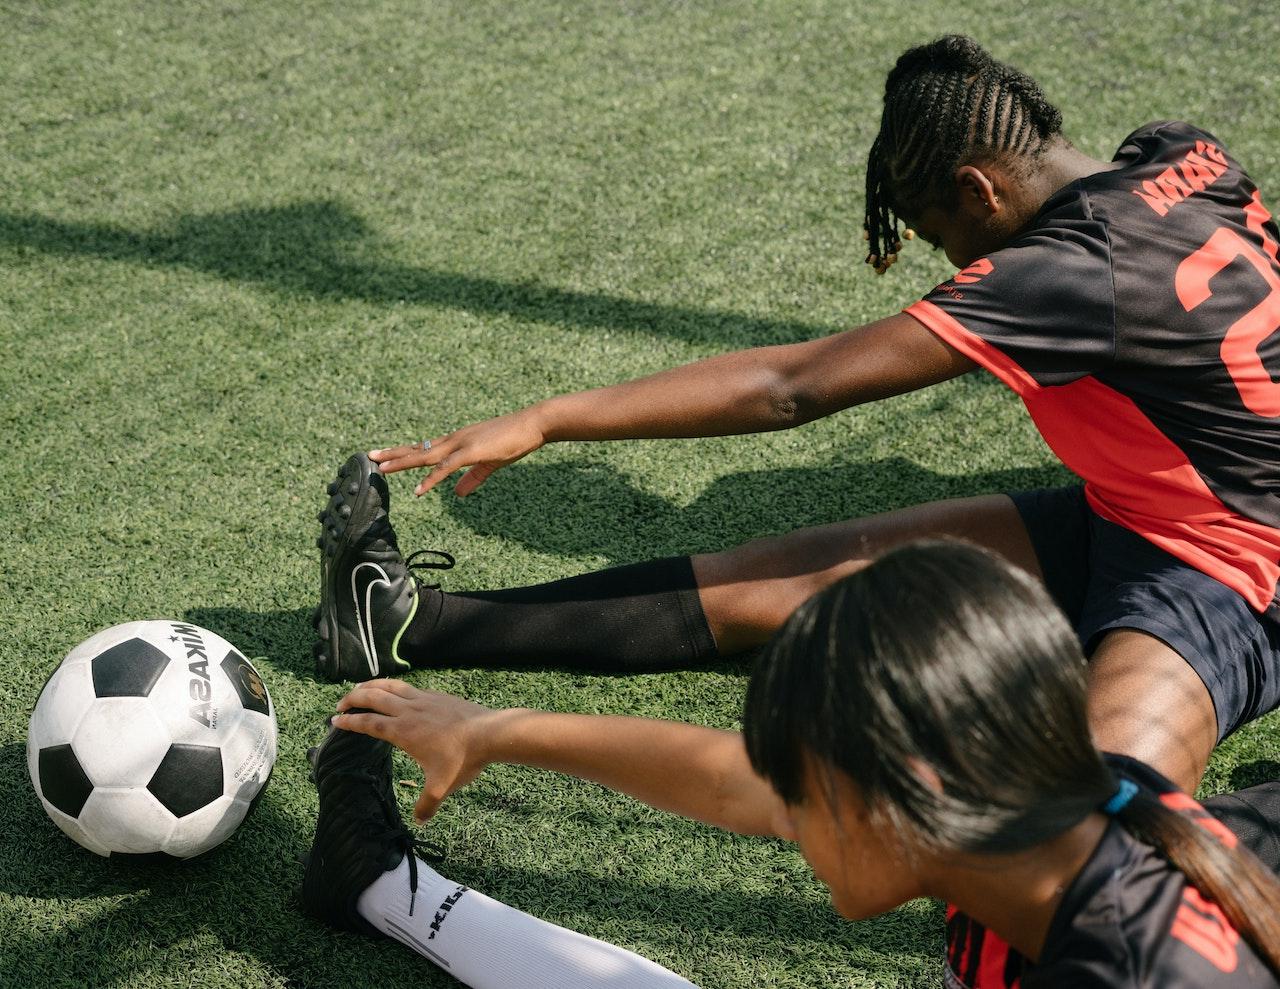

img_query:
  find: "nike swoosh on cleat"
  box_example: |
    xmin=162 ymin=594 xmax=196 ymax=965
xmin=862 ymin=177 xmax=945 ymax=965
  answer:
xmin=351 ymin=562 xmax=392 ymax=679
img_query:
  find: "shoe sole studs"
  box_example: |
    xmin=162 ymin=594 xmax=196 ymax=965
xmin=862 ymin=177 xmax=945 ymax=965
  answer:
xmin=314 ymin=454 xmax=375 ymax=680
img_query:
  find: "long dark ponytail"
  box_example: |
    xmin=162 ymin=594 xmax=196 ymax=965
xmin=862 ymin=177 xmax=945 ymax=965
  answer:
xmin=743 ymin=540 xmax=1280 ymax=973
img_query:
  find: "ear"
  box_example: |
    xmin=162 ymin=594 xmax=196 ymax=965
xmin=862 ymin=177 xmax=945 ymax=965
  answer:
xmin=954 ymin=164 xmax=1002 ymax=219
xmin=907 ymin=756 xmax=944 ymax=795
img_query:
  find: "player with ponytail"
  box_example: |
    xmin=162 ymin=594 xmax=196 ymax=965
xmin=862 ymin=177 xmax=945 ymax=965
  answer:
xmin=744 ymin=541 xmax=1280 ymax=984
xmin=321 ymin=540 xmax=1280 ymax=986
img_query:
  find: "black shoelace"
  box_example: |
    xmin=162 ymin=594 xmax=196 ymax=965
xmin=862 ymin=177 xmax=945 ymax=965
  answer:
xmin=362 ymin=768 xmax=446 ymax=917
xmin=406 ymin=549 xmax=456 ymax=590
xmin=387 ymin=827 xmax=446 ymax=918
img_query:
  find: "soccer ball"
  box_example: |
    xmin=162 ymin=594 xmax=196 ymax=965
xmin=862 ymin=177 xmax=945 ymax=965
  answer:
xmin=27 ymin=620 xmax=278 ymax=859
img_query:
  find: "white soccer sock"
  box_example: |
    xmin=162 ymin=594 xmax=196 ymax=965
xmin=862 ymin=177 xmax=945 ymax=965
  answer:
xmin=356 ymin=856 xmax=699 ymax=988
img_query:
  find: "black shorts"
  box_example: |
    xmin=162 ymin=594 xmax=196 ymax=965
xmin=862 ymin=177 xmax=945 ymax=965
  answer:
xmin=1011 ymin=485 xmax=1280 ymax=742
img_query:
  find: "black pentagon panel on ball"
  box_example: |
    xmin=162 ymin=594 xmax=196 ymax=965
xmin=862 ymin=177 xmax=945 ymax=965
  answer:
xmin=220 ymin=649 xmax=270 ymax=716
xmin=91 ymin=638 xmax=171 ymax=697
xmin=39 ymin=744 xmax=94 ymax=818
xmin=148 ymin=743 xmax=224 ymax=818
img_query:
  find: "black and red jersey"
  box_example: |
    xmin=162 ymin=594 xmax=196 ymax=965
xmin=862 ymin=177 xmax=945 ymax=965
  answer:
xmin=906 ymin=121 xmax=1280 ymax=615
xmin=943 ymin=755 xmax=1280 ymax=988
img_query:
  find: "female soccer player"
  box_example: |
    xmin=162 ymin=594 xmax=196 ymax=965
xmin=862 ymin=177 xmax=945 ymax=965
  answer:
xmin=304 ymin=542 xmax=1280 ymax=987
xmin=315 ymin=34 xmax=1280 ymax=804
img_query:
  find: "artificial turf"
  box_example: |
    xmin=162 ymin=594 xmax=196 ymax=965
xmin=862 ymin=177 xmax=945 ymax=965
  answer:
xmin=2 ymin=1 xmax=1279 ymax=986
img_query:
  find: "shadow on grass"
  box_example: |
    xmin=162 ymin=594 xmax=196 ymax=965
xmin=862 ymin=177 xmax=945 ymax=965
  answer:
xmin=438 ymin=456 xmax=1075 ymax=562
xmin=0 ymin=739 xmax=938 ymax=987
xmin=1229 ymin=759 xmax=1280 ymax=791
xmin=0 ymin=203 xmax=836 ymax=347
xmin=185 ymin=605 xmax=317 ymax=684
xmin=0 ymin=741 xmax=344 ymax=988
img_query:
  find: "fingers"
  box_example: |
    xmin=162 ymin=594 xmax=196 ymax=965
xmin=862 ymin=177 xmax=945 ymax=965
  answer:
xmin=337 ymin=678 xmax=419 ymax=714
xmin=369 ymin=437 xmax=452 ymax=477
xmin=369 ymin=437 xmax=477 ymax=494
xmin=332 ymin=710 xmax=396 ymax=741
xmin=413 ymin=788 xmax=443 ymax=823
xmin=414 ymin=453 xmax=460 ymax=495
xmin=357 ymin=677 xmax=420 ymax=697
xmin=370 ymin=441 xmax=443 ymax=462
xmin=453 ymin=464 xmax=496 ymax=498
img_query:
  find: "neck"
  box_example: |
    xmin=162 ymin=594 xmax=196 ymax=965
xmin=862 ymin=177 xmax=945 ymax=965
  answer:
xmin=924 ymin=813 xmax=1110 ymax=962
xmin=1028 ymin=140 xmax=1123 ymax=207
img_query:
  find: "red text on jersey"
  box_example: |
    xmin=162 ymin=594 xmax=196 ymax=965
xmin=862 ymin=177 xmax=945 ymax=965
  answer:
xmin=1134 ymin=141 xmax=1229 ymax=217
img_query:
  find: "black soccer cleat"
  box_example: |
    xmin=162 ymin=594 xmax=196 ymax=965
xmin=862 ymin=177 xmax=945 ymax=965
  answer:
xmin=301 ymin=715 xmax=436 ymax=937
xmin=313 ymin=453 xmax=454 ymax=682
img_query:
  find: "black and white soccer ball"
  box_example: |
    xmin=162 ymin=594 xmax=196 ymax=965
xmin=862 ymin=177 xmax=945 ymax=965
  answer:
xmin=27 ymin=620 xmax=278 ymax=859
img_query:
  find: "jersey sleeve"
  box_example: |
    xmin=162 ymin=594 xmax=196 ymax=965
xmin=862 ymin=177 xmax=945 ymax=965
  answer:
xmin=905 ymin=214 xmax=1117 ymax=396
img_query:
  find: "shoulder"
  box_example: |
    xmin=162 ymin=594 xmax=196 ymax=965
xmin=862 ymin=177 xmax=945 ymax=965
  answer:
xmin=1033 ymin=822 xmax=1151 ymax=983
xmin=1038 ymin=802 xmax=1277 ymax=987
xmin=1112 ymin=120 xmax=1227 ymax=162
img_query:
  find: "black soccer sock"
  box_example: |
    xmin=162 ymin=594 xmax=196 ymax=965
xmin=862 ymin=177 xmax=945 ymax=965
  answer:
xmin=400 ymin=555 xmax=719 ymax=672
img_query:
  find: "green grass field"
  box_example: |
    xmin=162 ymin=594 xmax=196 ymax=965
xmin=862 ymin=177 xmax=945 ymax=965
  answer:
xmin=3 ymin=2 xmax=1280 ymax=986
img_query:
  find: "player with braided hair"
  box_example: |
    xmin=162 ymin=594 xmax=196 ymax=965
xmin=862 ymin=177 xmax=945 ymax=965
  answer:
xmin=312 ymin=35 xmax=1280 ymax=979
xmin=864 ymin=35 xmax=1064 ymax=273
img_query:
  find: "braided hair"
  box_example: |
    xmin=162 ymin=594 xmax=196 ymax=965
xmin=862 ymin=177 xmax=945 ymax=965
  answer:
xmin=864 ymin=36 xmax=1065 ymax=274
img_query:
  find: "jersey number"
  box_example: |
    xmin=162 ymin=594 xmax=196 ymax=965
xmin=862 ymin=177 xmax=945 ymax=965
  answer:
xmin=1176 ymin=192 xmax=1280 ymax=416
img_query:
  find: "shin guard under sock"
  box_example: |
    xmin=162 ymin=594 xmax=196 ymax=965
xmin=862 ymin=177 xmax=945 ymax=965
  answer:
xmin=400 ymin=555 xmax=718 ymax=672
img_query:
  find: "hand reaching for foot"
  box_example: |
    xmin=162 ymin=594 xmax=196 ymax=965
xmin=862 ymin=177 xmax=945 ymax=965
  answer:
xmin=335 ymin=679 xmax=508 ymax=822
xmin=369 ymin=408 xmax=548 ymax=497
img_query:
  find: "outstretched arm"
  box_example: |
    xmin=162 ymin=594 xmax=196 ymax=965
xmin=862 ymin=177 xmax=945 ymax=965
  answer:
xmin=335 ymin=679 xmax=787 ymax=837
xmin=374 ymin=313 xmax=973 ymax=495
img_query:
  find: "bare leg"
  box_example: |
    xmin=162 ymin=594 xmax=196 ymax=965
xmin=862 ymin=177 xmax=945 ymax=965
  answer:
xmin=693 ymin=494 xmax=1040 ymax=652
xmin=402 ymin=495 xmax=1037 ymax=672
xmin=1086 ymin=629 xmax=1217 ymax=793
xmin=692 ymin=495 xmax=1219 ymax=792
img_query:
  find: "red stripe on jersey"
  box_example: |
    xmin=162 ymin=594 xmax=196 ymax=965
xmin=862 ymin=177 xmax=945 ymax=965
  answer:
xmin=906 ymin=301 xmax=1280 ymax=613
xmin=1160 ymin=791 xmax=1239 ymax=847
xmin=1171 ymin=886 xmax=1241 ymax=972
xmin=944 ymin=903 xmax=1023 ymax=989
xmin=906 ymin=301 xmax=1040 ymax=395
xmin=1160 ymin=794 xmax=1243 ymax=973
xmin=977 ymin=935 xmax=1019 ymax=989
xmin=1245 ymin=190 xmax=1280 ymax=266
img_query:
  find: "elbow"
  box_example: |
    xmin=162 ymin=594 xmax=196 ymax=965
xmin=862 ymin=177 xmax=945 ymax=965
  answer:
xmin=771 ymin=392 xmax=802 ymax=428
xmin=764 ymin=377 xmax=806 ymax=430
